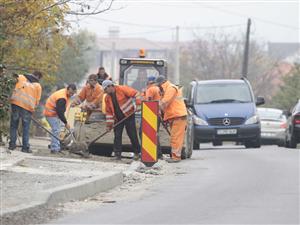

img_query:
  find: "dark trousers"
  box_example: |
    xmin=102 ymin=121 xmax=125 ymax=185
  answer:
xmin=9 ymin=104 xmax=32 ymax=150
xmin=113 ymin=115 xmax=140 ymax=154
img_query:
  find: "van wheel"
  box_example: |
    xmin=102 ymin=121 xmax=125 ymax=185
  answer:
xmin=288 ymin=136 xmax=297 ymax=148
xmin=193 ymin=141 xmax=199 ymax=150
xmin=245 ymin=138 xmax=261 ymax=148
xmin=181 ymin=147 xmax=187 ymax=159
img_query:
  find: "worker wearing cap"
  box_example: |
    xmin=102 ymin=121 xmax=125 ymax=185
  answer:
xmin=71 ymin=74 xmax=104 ymax=121
xmin=43 ymin=84 xmax=77 ymax=153
xmin=145 ymin=76 xmax=161 ymax=101
xmin=102 ymin=80 xmax=141 ymax=160
xmin=155 ymin=75 xmax=187 ymax=163
xmin=9 ymin=71 xmax=43 ymax=152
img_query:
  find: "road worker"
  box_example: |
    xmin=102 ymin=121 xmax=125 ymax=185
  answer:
xmin=155 ymin=75 xmax=187 ymax=163
xmin=9 ymin=71 xmax=43 ymax=153
xmin=102 ymin=80 xmax=141 ymax=160
xmin=43 ymin=84 xmax=77 ymax=153
xmin=144 ymin=75 xmax=163 ymax=159
xmin=71 ymin=74 xmax=104 ymax=121
xmin=145 ymin=76 xmax=161 ymax=101
xmin=96 ymin=67 xmax=112 ymax=85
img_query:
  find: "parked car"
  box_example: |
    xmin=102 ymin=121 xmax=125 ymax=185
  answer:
xmin=185 ymin=78 xmax=265 ymax=149
xmin=257 ymin=107 xmax=287 ymax=146
xmin=285 ymin=100 xmax=300 ymax=148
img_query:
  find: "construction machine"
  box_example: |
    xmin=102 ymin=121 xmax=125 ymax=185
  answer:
xmin=72 ymin=52 xmax=192 ymax=159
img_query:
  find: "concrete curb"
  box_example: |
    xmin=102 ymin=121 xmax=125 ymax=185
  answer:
xmin=1 ymin=159 xmax=141 ymax=223
xmin=1 ymin=172 xmax=123 ymax=219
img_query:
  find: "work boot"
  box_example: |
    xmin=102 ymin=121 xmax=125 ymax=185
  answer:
xmin=8 ymin=145 xmax=16 ymax=151
xmin=166 ymin=158 xmax=181 ymax=163
xmin=21 ymin=149 xmax=32 ymax=153
xmin=133 ymin=153 xmax=140 ymax=161
xmin=113 ymin=152 xmax=121 ymax=160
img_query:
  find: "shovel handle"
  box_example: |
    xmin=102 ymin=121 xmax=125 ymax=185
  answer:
xmin=31 ymin=117 xmax=62 ymax=142
xmin=88 ymin=110 xmax=139 ymax=146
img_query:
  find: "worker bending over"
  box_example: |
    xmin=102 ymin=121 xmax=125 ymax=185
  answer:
xmin=43 ymin=84 xmax=77 ymax=153
xmin=102 ymin=80 xmax=141 ymax=160
xmin=71 ymin=74 xmax=104 ymax=121
xmin=145 ymin=76 xmax=161 ymax=101
xmin=9 ymin=71 xmax=43 ymax=153
xmin=155 ymin=75 xmax=187 ymax=163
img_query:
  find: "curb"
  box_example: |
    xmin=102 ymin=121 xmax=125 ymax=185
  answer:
xmin=0 ymin=172 xmax=123 ymax=221
xmin=0 ymin=159 xmax=141 ymax=224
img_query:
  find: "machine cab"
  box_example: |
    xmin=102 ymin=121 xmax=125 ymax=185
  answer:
xmin=119 ymin=58 xmax=167 ymax=91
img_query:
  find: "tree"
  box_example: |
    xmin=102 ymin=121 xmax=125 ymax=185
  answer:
xmin=55 ymin=30 xmax=99 ymax=86
xmin=0 ymin=0 xmax=114 ymax=75
xmin=179 ymin=32 xmax=278 ymax=101
xmin=271 ymin=64 xmax=300 ymax=110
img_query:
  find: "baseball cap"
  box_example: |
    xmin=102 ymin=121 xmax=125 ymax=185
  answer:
xmin=102 ymin=79 xmax=113 ymax=90
xmin=155 ymin=75 xmax=166 ymax=85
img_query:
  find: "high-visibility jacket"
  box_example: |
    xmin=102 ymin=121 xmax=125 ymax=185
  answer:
xmin=160 ymin=80 xmax=187 ymax=121
xmin=104 ymin=85 xmax=140 ymax=126
xmin=145 ymin=84 xmax=161 ymax=101
xmin=10 ymin=75 xmax=42 ymax=112
xmin=77 ymin=83 xmax=103 ymax=109
xmin=43 ymin=88 xmax=70 ymax=117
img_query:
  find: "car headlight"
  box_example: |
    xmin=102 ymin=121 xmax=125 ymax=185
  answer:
xmin=193 ymin=115 xmax=208 ymax=126
xmin=245 ymin=115 xmax=259 ymax=125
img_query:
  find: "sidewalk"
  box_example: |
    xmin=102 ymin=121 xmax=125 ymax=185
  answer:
xmin=0 ymin=138 xmax=140 ymax=225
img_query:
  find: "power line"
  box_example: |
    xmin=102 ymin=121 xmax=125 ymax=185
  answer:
xmin=199 ymin=4 xmax=300 ymax=30
xmin=86 ymin=16 xmax=246 ymax=30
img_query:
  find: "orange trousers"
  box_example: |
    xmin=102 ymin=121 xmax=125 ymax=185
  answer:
xmin=169 ymin=116 xmax=187 ymax=159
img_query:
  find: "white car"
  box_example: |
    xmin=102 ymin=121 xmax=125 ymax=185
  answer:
xmin=257 ymin=107 xmax=287 ymax=146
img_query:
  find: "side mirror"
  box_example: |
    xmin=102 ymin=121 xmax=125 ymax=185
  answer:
xmin=283 ymin=110 xmax=292 ymax=117
xmin=256 ymin=96 xmax=265 ymax=106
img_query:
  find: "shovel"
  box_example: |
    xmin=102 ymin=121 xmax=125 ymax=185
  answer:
xmin=87 ymin=110 xmax=139 ymax=147
xmin=31 ymin=117 xmax=87 ymax=156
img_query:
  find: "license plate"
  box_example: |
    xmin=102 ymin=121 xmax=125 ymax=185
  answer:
xmin=217 ymin=129 xmax=237 ymax=135
xmin=261 ymin=132 xmax=275 ymax=137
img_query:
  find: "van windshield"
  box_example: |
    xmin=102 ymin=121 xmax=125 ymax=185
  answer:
xmin=195 ymin=83 xmax=252 ymax=104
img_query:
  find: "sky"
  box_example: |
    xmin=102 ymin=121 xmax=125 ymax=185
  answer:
xmin=73 ymin=0 xmax=300 ymax=43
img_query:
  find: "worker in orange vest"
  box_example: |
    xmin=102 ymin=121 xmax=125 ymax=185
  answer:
xmin=145 ymin=76 xmax=161 ymax=101
xmin=102 ymin=80 xmax=141 ymax=160
xmin=9 ymin=71 xmax=43 ymax=153
xmin=43 ymin=84 xmax=77 ymax=153
xmin=155 ymin=75 xmax=187 ymax=163
xmin=144 ymin=75 xmax=163 ymax=158
xmin=71 ymin=74 xmax=104 ymax=121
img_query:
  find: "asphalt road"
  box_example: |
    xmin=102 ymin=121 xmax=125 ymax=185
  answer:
xmin=50 ymin=145 xmax=299 ymax=224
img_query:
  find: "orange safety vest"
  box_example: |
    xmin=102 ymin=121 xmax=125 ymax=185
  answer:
xmin=145 ymin=84 xmax=161 ymax=101
xmin=43 ymin=88 xmax=70 ymax=117
xmin=104 ymin=85 xmax=140 ymax=126
xmin=77 ymin=83 xmax=104 ymax=108
xmin=10 ymin=75 xmax=42 ymax=112
xmin=160 ymin=80 xmax=187 ymax=121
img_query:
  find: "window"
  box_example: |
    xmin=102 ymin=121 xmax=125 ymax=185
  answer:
xmin=123 ymin=66 xmax=159 ymax=91
xmin=195 ymin=83 xmax=252 ymax=104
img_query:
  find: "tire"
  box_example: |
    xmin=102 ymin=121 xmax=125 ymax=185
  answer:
xmin=193 ymin=141 xmax=199 ymax=150
xmin=245 ymin=138 xmax=261 ymax=148
xmin=213 ymin=140 xmax=222 ymax=146
xmin=289 ymin=136 xmax=297 ymax=148
xmin=181 ymin=147 xmax=188 ymax=159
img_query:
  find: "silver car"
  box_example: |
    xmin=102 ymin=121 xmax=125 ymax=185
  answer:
xmin=257 ymin=107 xmax=287 ymax=146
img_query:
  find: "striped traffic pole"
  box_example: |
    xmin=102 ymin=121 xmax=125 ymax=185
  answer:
xmin=141 ymin=101 xmax=158 ymax=167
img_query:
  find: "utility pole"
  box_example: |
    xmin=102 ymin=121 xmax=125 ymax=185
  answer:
xmin=174 ymin=26 xmax=180 ymax=84
xmin=109 ymin=27 xmax=119 ymax=81
xmin=242 ymin=18 xmax=251 ymax=78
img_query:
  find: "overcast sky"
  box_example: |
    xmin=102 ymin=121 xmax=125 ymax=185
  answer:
xmin=74 ymin=0 xmax=299 ymax=43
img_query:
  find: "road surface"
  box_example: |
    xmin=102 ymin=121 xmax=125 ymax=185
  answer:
xmin=50 ymin=145 xmax=300 ymax=224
